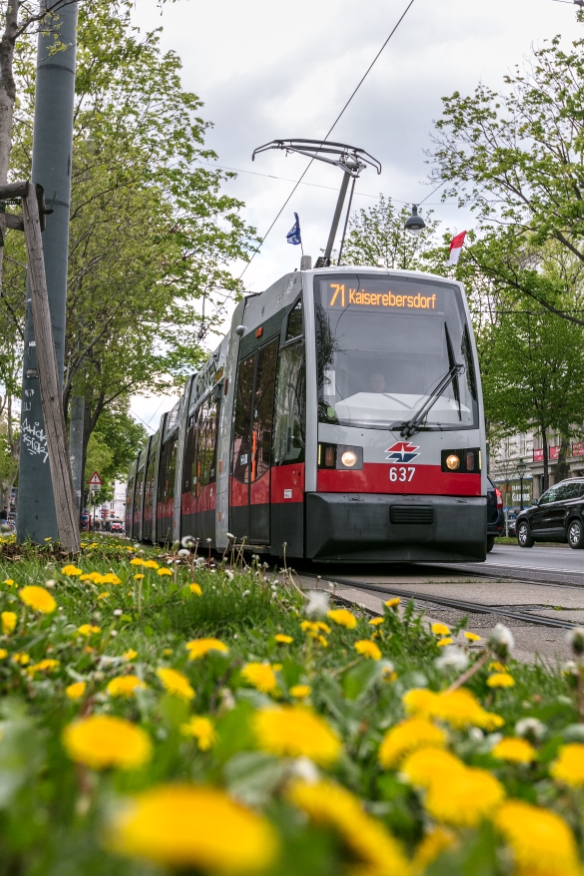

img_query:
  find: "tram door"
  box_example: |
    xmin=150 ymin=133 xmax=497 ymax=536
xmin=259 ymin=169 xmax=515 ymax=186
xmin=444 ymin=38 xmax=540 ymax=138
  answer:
xmin=231 ymin=340 xmax=278 ymax=543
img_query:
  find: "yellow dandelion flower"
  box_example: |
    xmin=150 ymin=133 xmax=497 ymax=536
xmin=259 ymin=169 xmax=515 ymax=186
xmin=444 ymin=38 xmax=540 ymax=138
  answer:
xmin=157 ymin=567 xmax=172 ymax=577
xmin=489 ymin=661 xmax=508 ymax=672
xmin=413 ymin=827 xmax=457 ymax=875
xmin=62 ymin=714 xmax=152 ymax=770
xmin=275 ymin=633 xmax=293 ymax=644
xmin=1 ymin=611 xmax=17 ymax=634
xmin=3 ymin=578 xmax=15 ymax=587
xmin=354 ymin=639 xmax=382 ymax=660
xmin=300 ymin=620 xmax=331 ymax=634
xmin=403 ymin=687 xmax=504 ymax=731
xmin=431 ymin=622 xmax=450 ymax=636
xmin=107 ymin=675 xmax=147 ymax=698
xmin=401 ymin=747 xmax=466 ymax=789
xmin=369 ymin=617 xmax=384 ymax=626
xmin=316 ymin=635 xmax=328 ymax=647
xmin=77 ymin=624 xmax=101 ymax=637
xmin=464 ymin=631 xmax=481 ymax=642
xmin=0 ymin=649 xmax=7 ymax=659
xmin=287 ymin=779 xmax=411 ymax=876
xmin=241 ymin=662 xmax=278 ymax=694
xmin=379 ymin=718 xmax=447 ymax=769
xmin=130 ymin=558 xmax=144 ymax=566
xmin=61 ymin=564 xmax=83 ymax=577
xmin=27 ymin=658 xmax=60 ymax=675
xmin=143 ymin=560 xmax=159 ymax=570
xmin=133 ymin=573 xmax=145 ymax=580
xmin=436 ymin=637 xmax=454 ymax=647
xmin=163 ymin=648 xmax=173 ymax=656
xmin=106 ymin=784 xmax=278 ymax=870
xmin=66 ymin=681 xmax=86 ymax=700
xmin=495 ymin=799 xmax=581 ymax=876
xmin=97 ymin=591 xmax=110 ymax=600
xmin=156 ymin=667 xmax=195 ymax=701
xmin=327 ymin=608 xmax=358 ymax=629
xmin=19 ymin=585 xmax=56 ymax=614
xmin=123 ymin=649 xmax=138 ymax=661
xmin=550 ymin=743 xmax=584 ymax=786
xmin=385 ymin=597 xmax=400 ymax=609
xmin=180 ymin=716 xmax=217 ymax=750
xmin=101 ymin=573 xmax=122 ymax=585
xmin=189 ymin=583 xmax=202 ymax=596
xmin=492 ymin=737 xmax=536 ymax=764
xmin=290 ymin=684 xmax=312 ymax=699
xmin=79 ymin=574 xmax=92 ymax=582
xmin=425 ymin=766 xmax=505 ymax=827
xmin=487 ymin=672 xmax=515 ymax=688
xmin=12 ymin=652 xmax=30 ymax=665
xmin=186 ymin=638 xmax=229 ymax=660
xmin=254 ymin=705 xmax=341 ymax=765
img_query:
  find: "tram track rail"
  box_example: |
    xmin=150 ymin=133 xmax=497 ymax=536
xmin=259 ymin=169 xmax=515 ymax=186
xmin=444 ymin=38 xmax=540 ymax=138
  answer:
xmin=302 ymin=572 xmax=582 ymax=631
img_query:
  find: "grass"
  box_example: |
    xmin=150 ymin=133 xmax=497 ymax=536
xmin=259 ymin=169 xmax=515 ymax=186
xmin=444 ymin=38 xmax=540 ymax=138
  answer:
xmin=0 ymin=535 xmax=582 ymax=876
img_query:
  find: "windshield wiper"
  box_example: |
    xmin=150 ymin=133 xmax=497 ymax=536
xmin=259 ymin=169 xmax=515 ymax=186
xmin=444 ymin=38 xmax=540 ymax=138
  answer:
xmin=444 ymin=322 xmax=462 ymax=422
xmin=399 ymin=361 xmax=465 ymax=439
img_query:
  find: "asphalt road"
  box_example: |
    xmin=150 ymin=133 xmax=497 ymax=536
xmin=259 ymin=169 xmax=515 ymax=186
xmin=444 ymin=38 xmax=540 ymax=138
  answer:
xmin=449 ymin=543 xmax=584 ymax=587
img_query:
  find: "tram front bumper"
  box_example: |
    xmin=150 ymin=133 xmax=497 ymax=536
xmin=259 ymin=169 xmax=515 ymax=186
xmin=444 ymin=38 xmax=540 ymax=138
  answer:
xmin=305 ymin=492 xmax=487 ymax=562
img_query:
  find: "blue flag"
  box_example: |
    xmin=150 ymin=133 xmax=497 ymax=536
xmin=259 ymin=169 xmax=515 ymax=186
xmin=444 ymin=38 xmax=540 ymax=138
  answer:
xmin=286 ymin=212 xmax=302 ymax=246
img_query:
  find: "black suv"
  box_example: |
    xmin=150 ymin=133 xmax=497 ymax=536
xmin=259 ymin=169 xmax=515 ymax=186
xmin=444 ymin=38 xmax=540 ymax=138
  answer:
xmin=516 ymin=478 xmax=584 ymax=549
xmin=487 ymin=476 xmax=504 ymax=552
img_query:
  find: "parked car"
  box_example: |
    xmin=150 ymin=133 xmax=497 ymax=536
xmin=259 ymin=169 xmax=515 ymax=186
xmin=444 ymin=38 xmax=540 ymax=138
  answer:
xmin=110 ymin=521 xmax=124 ymax=534
xmin=487 ymin=476 xmax=504 ymax=552
xmin=516 ymin=478 xmax=584 ymax=548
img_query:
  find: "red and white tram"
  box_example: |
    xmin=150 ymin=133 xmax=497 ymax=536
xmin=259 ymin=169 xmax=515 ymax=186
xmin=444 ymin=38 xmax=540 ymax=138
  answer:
xmin=126 ymin=264 xmax=487 ymax=562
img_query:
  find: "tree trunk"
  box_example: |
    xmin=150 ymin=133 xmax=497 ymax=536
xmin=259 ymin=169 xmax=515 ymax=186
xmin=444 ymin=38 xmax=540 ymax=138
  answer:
xmin=542 ymin=428 xmax=549 ymax=491
xmin=556 ymin=435 xmax=571 ymax=483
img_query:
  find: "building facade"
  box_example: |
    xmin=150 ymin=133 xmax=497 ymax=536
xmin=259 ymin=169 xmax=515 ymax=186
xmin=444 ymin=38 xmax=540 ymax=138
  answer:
xmin=490 ymin=430 xmax=584 ymax=510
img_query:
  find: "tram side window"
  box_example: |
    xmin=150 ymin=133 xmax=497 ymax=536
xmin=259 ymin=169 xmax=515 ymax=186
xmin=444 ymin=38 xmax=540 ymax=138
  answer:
xmin=126 ymin=476 xmax=134 ymax=509
xmin=182 ymin=413 xmax=196 ymax=493
xmin=286 ymin=300 xmax=303 ymax=341
xmin=232 ymin=356 xmax=255 ymax=483
xmin=135 ymin=466 xmax=145 ymax=507
xmin=144 ymin=436 xmax=158 ymax=512
xmin=272 ymin=341 xmax=306 ymax=466
xmin=252 ymin=340 xmax=278 ymax=481
xmin=200 ymin=398 xmax=219 ymax=486
xmin=158 ymin=437 xmax=178 ymax=503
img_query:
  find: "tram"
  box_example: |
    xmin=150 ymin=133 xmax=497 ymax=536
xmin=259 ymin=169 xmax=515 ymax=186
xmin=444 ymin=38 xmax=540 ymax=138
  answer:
xmin=126 ymin=262 xmax=487 ymax=562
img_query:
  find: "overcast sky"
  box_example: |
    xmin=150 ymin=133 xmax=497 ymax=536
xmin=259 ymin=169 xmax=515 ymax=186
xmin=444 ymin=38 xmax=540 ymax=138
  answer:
xmin=130 ymin=0 xmax=582 ymax=431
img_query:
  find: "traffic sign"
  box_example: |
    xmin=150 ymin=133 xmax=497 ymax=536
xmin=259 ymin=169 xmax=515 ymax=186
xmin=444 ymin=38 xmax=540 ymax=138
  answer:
xmin=89 ymin=471 xmax=102 ymax=486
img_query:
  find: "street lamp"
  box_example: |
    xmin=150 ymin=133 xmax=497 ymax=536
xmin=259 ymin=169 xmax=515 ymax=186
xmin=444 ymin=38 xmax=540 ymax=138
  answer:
xmin=517 ymin=457 xmax=527 ymax=511
xmin=404 ymin=204 xmax=426 ymax=235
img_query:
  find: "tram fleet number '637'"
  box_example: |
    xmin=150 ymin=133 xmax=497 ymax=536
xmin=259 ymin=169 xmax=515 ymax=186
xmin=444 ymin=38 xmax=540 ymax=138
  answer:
xmin=389 ymin=467 xmax=416 ymax=482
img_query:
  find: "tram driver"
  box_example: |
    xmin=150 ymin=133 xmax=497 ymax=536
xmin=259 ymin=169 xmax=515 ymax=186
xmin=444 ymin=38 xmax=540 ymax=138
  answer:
xmin=368 ymin=371 xmax=386 ymax=393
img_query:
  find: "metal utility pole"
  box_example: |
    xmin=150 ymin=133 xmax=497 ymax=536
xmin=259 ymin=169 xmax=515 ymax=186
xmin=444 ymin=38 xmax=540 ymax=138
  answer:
xmin=17 ymin=0 xmax=79 ymax=544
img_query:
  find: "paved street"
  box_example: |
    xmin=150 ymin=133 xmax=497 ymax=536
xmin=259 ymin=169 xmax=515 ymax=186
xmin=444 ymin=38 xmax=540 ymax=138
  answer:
xmin=453 ymin=542 xmax=584 ymax=588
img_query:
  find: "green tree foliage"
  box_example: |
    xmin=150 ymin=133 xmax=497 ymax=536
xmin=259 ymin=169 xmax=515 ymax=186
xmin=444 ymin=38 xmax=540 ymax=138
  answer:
xmin=430 ymin=21 xmax=584 ymax=322
xmin=1 ymin=0 xmax=256 ymax=491
xmin=481 ymin=306 xmax=584 ymax=487
xmin=343 ymin=196 xmax=444 ymax=271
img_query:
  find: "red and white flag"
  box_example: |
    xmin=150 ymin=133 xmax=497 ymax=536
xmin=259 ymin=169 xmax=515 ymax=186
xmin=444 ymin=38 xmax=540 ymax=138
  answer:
xmin=448 ymin=230 xmax=467 ymax=265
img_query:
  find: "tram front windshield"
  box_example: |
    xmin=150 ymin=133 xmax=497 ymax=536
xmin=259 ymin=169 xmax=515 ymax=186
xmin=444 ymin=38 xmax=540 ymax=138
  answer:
xmin=315 ymin=275 xmax=478 ymax=430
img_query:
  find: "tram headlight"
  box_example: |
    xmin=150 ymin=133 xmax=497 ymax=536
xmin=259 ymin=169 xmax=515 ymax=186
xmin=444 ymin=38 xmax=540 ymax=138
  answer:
xmin=318 ymin=443 xmax=363 ymax=470
xmin=441 ymin=448 xmax=482 ymax=473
